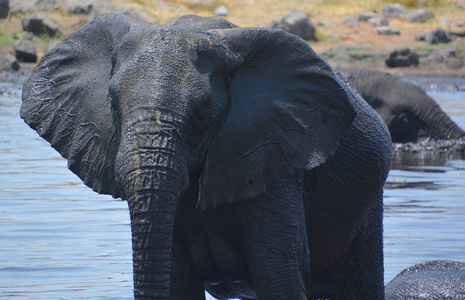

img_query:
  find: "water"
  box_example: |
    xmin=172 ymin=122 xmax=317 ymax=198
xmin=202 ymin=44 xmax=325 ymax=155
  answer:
xmin=0 ymin=83 xmax=133 ymax=299
xmin=1 ymin=79 xmax=465 ymax=298
xmin=384 ymin=87 xmax=465 ymax=282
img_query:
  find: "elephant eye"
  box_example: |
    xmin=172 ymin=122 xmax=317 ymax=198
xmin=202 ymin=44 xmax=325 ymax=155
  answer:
xmin=108 ymin=94 xmax=116 ymax=111
xmin=389 ymin=112 xmax=421 ymax=143
xmin=108 ymin=94 xmax=121 ymax=122
xmin=399 ymin=116 xmax=410 ymax=128
xmin=391 ymin=112 xmax=412 ymax=129
xmin=196 ymin=110 xmax=210 ymax=129
xmin=192 ymin=96 xmax=215 ymax=130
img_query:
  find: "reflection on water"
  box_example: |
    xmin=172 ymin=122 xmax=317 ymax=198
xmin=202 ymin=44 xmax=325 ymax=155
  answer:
xmin=1 ymin=80 xmax=465 ymax=298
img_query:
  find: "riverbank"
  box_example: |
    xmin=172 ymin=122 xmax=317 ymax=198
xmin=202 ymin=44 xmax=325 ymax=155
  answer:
xmin=1 ymin=0 xmax=465 ymax=80
xmin=1 ymin=44 xmax=462 ymax=85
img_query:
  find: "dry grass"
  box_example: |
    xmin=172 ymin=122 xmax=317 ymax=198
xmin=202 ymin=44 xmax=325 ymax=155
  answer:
xmin=115 ymin=0 xmax=465 ymax=53
xmin=0 ymin=0 xmax=464 ymax=56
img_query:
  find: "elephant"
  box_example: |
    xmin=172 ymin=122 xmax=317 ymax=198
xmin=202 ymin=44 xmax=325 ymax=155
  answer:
xmin=386 ymin=260 xmax=465 ymax=299
xmin=339 ymin=68 xmax=465 ymax=143
xmin=20 ymin=14 xmax=392 ymax=299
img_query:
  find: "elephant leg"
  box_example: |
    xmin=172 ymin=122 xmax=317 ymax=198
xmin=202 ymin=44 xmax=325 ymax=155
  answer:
xmin=170 ymin=229 xmax=206 ymax=300
xmin=324 ymin=192 xmax=384 ymax=299
xmin=240 ymin=175 xmax=310 ymax=299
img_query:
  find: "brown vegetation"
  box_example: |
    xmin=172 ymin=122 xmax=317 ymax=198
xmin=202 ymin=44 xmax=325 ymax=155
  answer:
xmin=1 ymin=0 xmax=464 ymax=75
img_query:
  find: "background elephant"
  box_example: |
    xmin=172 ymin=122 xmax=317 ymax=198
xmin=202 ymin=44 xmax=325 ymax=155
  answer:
xmin=21 ymin=14 xmax=391 ymax=299
xmin=339 ymin=68 xmax=465 ymax=143
xmin=386 ymin=260 xmax=465 ymax=299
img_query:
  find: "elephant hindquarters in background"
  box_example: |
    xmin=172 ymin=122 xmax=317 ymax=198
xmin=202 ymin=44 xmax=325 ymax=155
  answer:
xmin=340 ymin=68 xmax=465 ymax=143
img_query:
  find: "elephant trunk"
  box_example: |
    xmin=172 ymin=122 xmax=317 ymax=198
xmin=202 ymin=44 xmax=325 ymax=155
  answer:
xmin=425 ymin=104 xmax=465 ymax=140
xmin=117 ymin=111 xmax=189 ymax=299
xmin=128 ymin=188 xmax=178 ymax=298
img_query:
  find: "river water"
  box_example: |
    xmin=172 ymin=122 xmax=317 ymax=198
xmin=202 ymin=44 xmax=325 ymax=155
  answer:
xmin=1 ymin=78 xmax=465 ymax=299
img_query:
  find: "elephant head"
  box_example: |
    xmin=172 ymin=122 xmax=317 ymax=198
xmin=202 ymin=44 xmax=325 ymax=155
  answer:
xmin=340 ymin=68 xmax=465 ymax=143
xmin=21 ymin=14 xmax=355 ymax=298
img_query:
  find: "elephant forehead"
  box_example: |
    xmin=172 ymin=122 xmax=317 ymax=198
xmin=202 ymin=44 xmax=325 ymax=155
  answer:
xmin=111 ymin=27 xmax=212 ymax=85
xmin=124 ymin=25 xmax=226 ymax=58
xmin=112 ymin=24 xmax=232 ymax=83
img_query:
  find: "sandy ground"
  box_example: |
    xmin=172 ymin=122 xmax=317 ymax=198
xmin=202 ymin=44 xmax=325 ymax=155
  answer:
xmin=1 ymin=0 xmax=465 ymax=78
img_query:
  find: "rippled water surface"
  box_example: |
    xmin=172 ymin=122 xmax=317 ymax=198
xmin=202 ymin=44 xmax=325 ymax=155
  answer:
xmin=1 ymin=78 xmax=465 ymax=299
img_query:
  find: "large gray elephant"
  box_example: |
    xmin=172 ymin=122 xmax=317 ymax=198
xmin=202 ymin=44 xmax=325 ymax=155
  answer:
xmin=386 ymin=260 xmax=465 ymax=299
xmin=21 ymin=14 xmax=392 ymax=299
xmin=340 ymin=68 xmax=465 ymax=143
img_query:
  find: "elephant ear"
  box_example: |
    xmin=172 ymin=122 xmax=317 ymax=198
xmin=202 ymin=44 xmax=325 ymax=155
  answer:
xmin=20 ymin=14 xmax=149 ymax=198
xmin=198 ymin=28 xmax=356 ymax=209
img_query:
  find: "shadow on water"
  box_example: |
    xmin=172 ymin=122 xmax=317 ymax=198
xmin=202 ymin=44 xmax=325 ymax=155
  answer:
xmin=1 ymin=79 xmax=465 ymax=298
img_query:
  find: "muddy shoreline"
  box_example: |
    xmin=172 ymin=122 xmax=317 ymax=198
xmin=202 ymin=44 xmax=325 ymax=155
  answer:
xmin=1 ymin=49 xmax=464 ymax=86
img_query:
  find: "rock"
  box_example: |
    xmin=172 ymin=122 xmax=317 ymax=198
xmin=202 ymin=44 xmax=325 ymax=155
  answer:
xmin=457 ymin=16 xmax=465 ymax=27
xmin=21 ymin=13 xmax=62 ymax=37
xmin=321 ymin=44 xmax=360 ymax=61
xmin=382 ymin=3 xmax=407 ymax=18
xmin=424 ymin=48 xmax=464 ymax=69
xmin=9 ymin=0 xmax=60 ymax=13
xmin=439 ymin=16 xmax=451 ymax=26
xmin=269 ymin=9 xmax=317 ymax=41
xmin=408 ymin=8 xmax=435 ymax=23
xmin=64 ymin=0 xmax=94 ymax=15
xmin=415 ymin=32 xmax=427 ymax=41
xmin=213 ymin=6 xmax=227 ymax=16
xmin=457 ymin=3 xmax=465 ymax=8
xmin=9 ymin=0 xmax=35 ymax=12
xmin=450 ymin=30 xmax=465 ymax=38
xmin=0 ymin=55 xmax=20 ymax=72
xmin=385 ymin=47 xmax=419 ymax=68
xmin=377 ymin=26 xmax=400 ymax=35
xmin=342 ymin=16 xmax=360 ymax=28
xmin=87 ymin=0 xmax=142 ymax=21
xmin=354 ymin=11 xmax=388 ymax=26
xmin=369 ymin=16 xmax=389 ymax=26
xmin=13 ymin=39 xmax=37 ymax=62
xmin=17 ymin=31 xmax=43 ymax=44
xmin=356 ymin=12 xmax=380 ymax=22
xmin=325 ymin=33 xmax=339 ymax=40
xmin=180 ymin=0 xmax=215 ymax=7
xmin=0 ymin=0 xmax=8 ymax=18
xmin=425 ymin=28 xmax=453 ymax=44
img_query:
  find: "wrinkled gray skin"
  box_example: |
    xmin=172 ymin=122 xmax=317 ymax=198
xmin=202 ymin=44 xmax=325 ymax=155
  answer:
xmin=340 ymin=68 xmax=465 ymax=143
xmin=21 ymin=14 xmax=391 ymax=299
xmin=386 ymin=260 xmax=465 ymax=299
